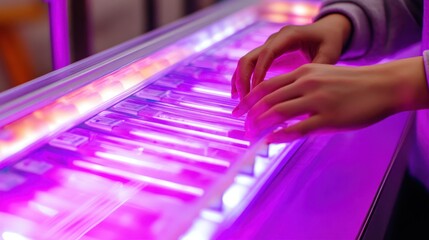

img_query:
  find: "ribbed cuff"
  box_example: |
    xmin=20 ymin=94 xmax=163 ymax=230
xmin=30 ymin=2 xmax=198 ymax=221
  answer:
xmin=315 ymin=3 xmax=371 ymax=60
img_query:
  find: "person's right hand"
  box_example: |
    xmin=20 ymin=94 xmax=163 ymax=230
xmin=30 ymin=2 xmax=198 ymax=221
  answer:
xmin=231 ymin=13 xmax=352 ymax=100
xmin=232 ymin=57 xmax=429 ymax=142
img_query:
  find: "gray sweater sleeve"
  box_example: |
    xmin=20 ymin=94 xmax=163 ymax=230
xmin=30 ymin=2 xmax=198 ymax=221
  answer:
xmin=316 ymin=0 xmax=423 ymax=62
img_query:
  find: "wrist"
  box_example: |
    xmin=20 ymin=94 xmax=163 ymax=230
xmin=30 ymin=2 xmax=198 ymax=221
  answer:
xmin=315 ymin=14 xmax=352 ymax=49
xmin=368 ymin=57 xmax=429 ymax=113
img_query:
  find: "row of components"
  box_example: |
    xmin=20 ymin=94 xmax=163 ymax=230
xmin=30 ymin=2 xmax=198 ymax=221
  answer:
xmin=0 ymin=21 xmax=301 ymax=240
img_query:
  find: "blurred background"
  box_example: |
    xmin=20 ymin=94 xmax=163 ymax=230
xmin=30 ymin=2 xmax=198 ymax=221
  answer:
xmin=0 ymin=0 xmax=221 ymax=92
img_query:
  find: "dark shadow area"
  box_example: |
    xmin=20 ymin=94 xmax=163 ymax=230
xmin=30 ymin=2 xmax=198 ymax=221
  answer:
xmin=385 ymin=169 xmax=429 ymax=239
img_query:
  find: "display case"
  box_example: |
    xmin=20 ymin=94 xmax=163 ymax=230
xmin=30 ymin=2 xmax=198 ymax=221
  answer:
xmin=0 ymin=0 xmax=412 ymax=239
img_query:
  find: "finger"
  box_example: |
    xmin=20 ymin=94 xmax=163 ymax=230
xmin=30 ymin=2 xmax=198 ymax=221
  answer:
xmin=251 ymin=47 xmax=274 ymax=88
xmin=246 ymin=84 xmax=301 ymax=126
xmin=282 ymin=115 xmax=326 ymax=137
xmin=266 ymin=115 xmax=325 ymax=143
xmin=232 ymin=72 xmax=297 ymax=117
xmin=266 ymin=128 xmax=303 ymax=143
xmin=236 ymin=47 xmax=262 ymax=99
xmin=246 ymin=97 xmax=312 ymax=136
xmin=231 ymin=69 xmax=239 ymax=99
xmin=251 ymin=33 xmax=301 ymax=88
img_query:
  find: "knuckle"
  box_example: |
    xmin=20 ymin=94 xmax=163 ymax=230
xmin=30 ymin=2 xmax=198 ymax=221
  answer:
xmin=280 ymin=25 xmax=302 ymax=36
xmin=296 ymin=76 xmax=321 ymax=91
xmin=238 ymin=55 xmax=251 ymax=65
xmin=296 ymin=63 xmax=315 ymax=73
xmin=259 ymin=47 xmax=275 ymax=59
xmin=279 ymin=25 xmax=296 ymax=32
xmin=266 ymin=33 xmax=278 ymax=42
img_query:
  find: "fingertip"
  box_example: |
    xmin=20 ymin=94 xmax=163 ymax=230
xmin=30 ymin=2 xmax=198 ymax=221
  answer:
xmin=232 ymin=104 xmax=245 ymax=117
xmin=283 ymin=116 xmax=322 ymax=139
xmin=244 ymin=127 xmax=260 ymax=140
xmin=231 ymin=82 xmax=238 ymax=99
xmin=252 ymin=72 xmax=267 ymax=90
xmin=237 ymin=88 xmax=248 ymax=101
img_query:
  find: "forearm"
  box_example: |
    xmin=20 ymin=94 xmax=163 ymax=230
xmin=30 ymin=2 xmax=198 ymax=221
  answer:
xmin=366 ymin=56 xmax=429 ymax=113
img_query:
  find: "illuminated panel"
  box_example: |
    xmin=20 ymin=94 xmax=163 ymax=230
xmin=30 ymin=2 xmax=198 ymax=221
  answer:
xmin=73 ymin=160 xmax=205 ymax=197
xmin=0 ymin=2 xmax=322 ymax=240
xmin=0 ymin=7 xmax=258 ymax=163
xmin=191 ymin=87 xmax=231 ymax=98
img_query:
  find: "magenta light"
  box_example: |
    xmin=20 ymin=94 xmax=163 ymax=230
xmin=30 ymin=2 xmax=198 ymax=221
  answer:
xmin=162 ymin=148 xmax=230 ymax=167
xmin=73 ymin=160 xmax=205 ymax=196
xmin=179 ymin=102 xmax=232 ymax=114
xmin=94 ymin=151 xmax=181 ymax=173
xmin=141 ymin=120 xmax=250 ymax=146
xmin=2 ymin=232 xmax=31 ymax=240
xmin=155 ymin=114 xmax=229 ymax=132
xmin=192 ymin=87 xmax=231 ymax=98
xmin=130 ymin=130 xmax=205 ymax=149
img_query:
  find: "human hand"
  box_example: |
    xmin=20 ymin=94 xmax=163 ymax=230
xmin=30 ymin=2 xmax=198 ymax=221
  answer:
xmin=232 ymin=57 xmax=429 ymax=142
xmin=231 ymin=14 xmax=352 ymax=99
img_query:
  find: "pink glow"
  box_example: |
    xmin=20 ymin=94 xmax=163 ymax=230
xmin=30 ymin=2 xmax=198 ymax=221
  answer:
xmin=222 ymin=183 xmax=249 ymax=211
xmin=94 ymin=151 xmax=181 ymax=173
xmin=191 ymin=87 xmax=231 ymax=98
xmin=264 ymin=2 xmax=320 ymax=17
xmin=179 ymin=102 xmax=231 ymax=114
xmin=73 ymin=160 xmax=204 ymax=196
xmin=129 ymin=130 xmax=204 ymax=149
xmin=29 ymin=202 xmax=58 ymax=217
xmin=155 ymin=114 xmax=229 ymax=132
xmin=2 ymin=232 xmax=31 ymax=240
xmin=292 ymin=5 xmax=311 ymax=16
xmin=162 ymin=148 xmax=230 ymax=167
xmin=141 ymin=120 xmax=250 ymax=146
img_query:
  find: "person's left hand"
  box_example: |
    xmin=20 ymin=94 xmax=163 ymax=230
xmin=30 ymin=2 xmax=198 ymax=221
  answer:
xmin=232 ymin=57 xmax=429 ymax=142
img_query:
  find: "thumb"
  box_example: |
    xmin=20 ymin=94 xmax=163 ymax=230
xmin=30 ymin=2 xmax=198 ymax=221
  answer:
xmin=312 ymin=54 xmax=335 ymax=64
xmin=267 ymin=116 xmax=324 ymax=143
